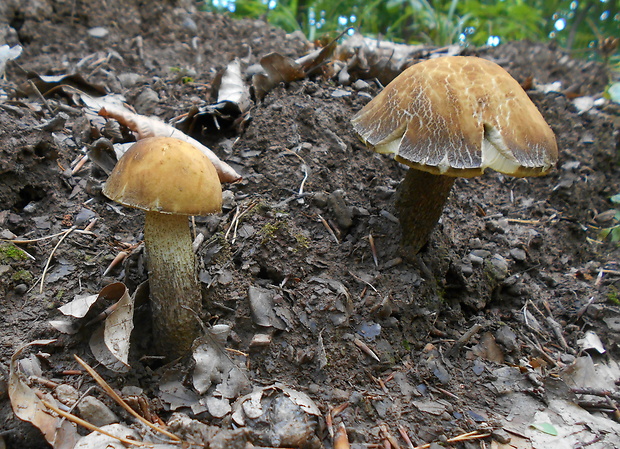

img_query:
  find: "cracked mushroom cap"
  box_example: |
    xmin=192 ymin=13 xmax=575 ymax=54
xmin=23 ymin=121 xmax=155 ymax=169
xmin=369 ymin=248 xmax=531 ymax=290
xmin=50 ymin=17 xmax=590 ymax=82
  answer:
xmin=103 ymin=136 xmax=223 ymax=215
xmin=351 ymin=56 xmax=558 ymax=177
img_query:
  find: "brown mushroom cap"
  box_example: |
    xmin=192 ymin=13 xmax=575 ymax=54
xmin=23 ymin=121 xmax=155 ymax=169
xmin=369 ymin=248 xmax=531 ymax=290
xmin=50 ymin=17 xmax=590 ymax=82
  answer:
xmin=103 ymin=136 xmax=223 ymax=215
xmin=351 ymin=56 xmax=558 ymax=177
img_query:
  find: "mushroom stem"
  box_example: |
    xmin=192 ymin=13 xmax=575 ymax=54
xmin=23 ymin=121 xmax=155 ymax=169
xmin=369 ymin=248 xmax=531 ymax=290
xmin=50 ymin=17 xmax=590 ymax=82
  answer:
xmin=144 ymin=211 xmax=201 ymax=359
xmin=396 ymin=169 xmax=456 ymax=254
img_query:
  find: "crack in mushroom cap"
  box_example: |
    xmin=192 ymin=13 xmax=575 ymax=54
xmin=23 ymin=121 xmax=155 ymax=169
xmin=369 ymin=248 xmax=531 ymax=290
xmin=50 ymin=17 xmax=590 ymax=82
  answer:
xmin=103 ymin=137 xmax=223 ymax=215
xmin=351 ymin=56 xmax=558 ymax=177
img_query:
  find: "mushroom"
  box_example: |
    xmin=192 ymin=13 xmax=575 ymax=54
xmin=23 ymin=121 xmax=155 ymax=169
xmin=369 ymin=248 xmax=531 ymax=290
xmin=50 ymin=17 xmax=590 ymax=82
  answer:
xmin=351 ymin=56 xmax=558 ymax=254
xmin=103 ymin=136 xmax=222 ymax=359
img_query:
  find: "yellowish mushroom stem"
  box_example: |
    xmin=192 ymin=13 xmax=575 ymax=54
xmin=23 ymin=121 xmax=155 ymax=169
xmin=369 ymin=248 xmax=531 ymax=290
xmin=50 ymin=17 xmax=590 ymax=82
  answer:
xmin=396 ymin=169 xmax=456 ymax=254
xmin=144 ymin=211 xmax=201 ymax=360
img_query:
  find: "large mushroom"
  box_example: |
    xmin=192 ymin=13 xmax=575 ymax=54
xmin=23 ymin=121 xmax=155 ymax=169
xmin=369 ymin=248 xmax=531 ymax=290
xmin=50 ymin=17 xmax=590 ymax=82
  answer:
xmin=351 ymin=56 xmax=558 ymax=254
xmin=103 ymin=136 xmax=222 ymax=359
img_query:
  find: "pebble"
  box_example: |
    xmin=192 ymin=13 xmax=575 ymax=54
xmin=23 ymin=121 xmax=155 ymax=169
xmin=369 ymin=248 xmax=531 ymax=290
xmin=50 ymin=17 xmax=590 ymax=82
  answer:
xmin=327 ymin=190 xmax=353 ymax=231
xmin=134 ymin=88 xmax=159 ymax=115
xmin=14 ymin=284 xmax=28 ymax=295
xmin=250 ymin=333 xmax=272 ymax=348
xmin=491 ymin=429 xmax=511 ymax=444
xmin=495 ymin=325 xmax=517 ymax=351
xmin=374 ymin=185 xmax=396 ymax=199
xmin=461 ymin=264 xmax=473 ymax=277
xmin=509 ymin=248 xmax=527 ymax=262
xmin=351 ymin=79 xmax=370 ymax=90
xmin=488 ymin=254 xmax=509 ymax=281
xmin=221 ymin=190 xmax=236 ymax=210
xmin=311 ymin=192 xmax=328 ymax=208
xmin=469 ymin=254 xmax=484 ymax=266
xmin=55 ymin=384 xmax=79 ymax=406
xmin=77 ymin=396 xmax=118 ymax=427
xmin=486 ymin=219 xmax=508 ymax=233
xmin=471 ymin=249 xmax=491 ymax=259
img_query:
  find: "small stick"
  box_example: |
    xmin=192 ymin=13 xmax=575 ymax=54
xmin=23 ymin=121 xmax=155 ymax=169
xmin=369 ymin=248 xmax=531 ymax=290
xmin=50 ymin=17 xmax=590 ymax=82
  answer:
xmin=379 ymin=423 xmax=401 ymax=449
xmin=333 ymin=422 xmax=350 ymax=449
xmin=347 ymin=270 xmax=378 ymax=293
xmin=412 ymin=430 xmax=491 ymax=449
xmin=74 ymin=355 xmax=181 ymax=442
xmin=353 ymin=338 xmax=380 ymax=362
xmin=42 ymin=400 xmax=150 ymax=447
xmin=39 ymin=226 xmax=77 ymax=294
xmin=27 ymin=80 xmax=53 ymax=112
xmin=318 ymin=214 xmax=339 ymax=244
xmin=368 ymin=233 xmax=378 ymax=267
xmin=6 ymin=228 xmax=95 ymax=244
xmin=446 ymin=323 xmax=483 ymax=357
xmin=71 ymin=155 xmax=89 ymax=175
xmin=102 ymin=250 xmax=129 ymax=276
xmin=398 ymin=425 xmax=415 ymax=449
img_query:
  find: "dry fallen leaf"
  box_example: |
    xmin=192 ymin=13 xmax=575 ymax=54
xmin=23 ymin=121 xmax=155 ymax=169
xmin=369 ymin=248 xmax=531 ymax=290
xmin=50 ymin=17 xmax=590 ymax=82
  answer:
xmin=9 ymin=340 xmax=78 ymax=449
xmin=89 ymin=282 xmax=136 ymax=373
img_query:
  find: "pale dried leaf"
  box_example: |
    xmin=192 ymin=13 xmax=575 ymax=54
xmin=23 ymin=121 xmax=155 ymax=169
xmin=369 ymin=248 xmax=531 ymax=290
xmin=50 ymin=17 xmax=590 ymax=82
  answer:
xmin=58 ymin=292 xmax=100 ymax=318
xmin=98 ymin=104 xmax=241 ymax=183
xmin=89 ymin=282 xmax=134 ymax=373
xmin=217 ymin=59 xmax=251 ymax=113
xmin=9 ymin=340 xmax=78 ymax=449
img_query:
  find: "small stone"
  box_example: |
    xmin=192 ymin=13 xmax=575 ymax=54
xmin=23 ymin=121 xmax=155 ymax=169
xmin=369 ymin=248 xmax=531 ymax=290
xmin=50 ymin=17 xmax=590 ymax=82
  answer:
xmin=471 ymin=249 xmax=491 ymax=259
xmin=134 ymin=88 xmax=159 ymax=115
xmin=469 ymin=254 xmax=484 ymax=266
xmin=486 ymin=219 xmax=508 ymax=233
xmin=509 ymin=248 xmax=527 ymax=262
xmin=250 ymin=334 xmax=272 ymax=348
xmin=327 ymin=190 xmax=353 ymax=231
xmin=311 ymin=192 xmax=328 ymax=208
xmin=14 ymin=284 xmax=27 ymax=295
xmin=491 ymin=429 xmax=511 ymax=444
xmin=488 ymin=254 xmax=509 ymax=281
xmin=460 ymin=264 xmax=473 ymax=277
xmin=221 ymin=190 xmax=236 ymax=210
xmin=307 ymin=383 xmax=320 ymax=395
xmin=495 ymin=325 xmax=517 ymax=352
xmin=55 ymin=384 xmax=79 ymax=406
xmin=560 ymin=353 xmax=576 ymax=364
xmin=352 ymin=80 xmax=370 ymax=90
xmin=77 ymin=396 xmax=118 ymax=427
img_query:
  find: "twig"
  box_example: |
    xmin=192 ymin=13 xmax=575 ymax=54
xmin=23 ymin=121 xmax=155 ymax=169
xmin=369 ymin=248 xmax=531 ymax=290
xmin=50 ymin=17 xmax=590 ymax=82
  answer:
xmin=398 ymin=425 xmax=415 ymax=449
xmin=102 ymin=250 xmax=129 ymax=276
xmin=74 ymin=355 xmax=181 ymax=443
xmin=27 ymin=80 xmax=53 ymax=112
xmin=412 ymin=430 xmax=491 ymax=449
xmin=39 ymin=226 xmax=77 ymax=294
xmin=353 ymin=338 xmax=380 ymax=362
xmin=368 ymin=233 xmax=378 ymax=267
xmin=5 ymin=228 xmax=95 ymax=244
xmin=333 ymin=422 xmax=350 ymax=449
xmin=318 ymin=214 xmax=339 ymax=244
xmin=446 ymin=323 xmax=483 ymax=357
xmin=42 ymin=400 xmax=151 ymax=447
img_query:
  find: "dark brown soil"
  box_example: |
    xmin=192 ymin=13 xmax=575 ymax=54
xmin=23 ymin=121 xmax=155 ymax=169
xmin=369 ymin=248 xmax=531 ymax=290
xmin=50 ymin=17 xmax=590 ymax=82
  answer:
xmin=1 ymin=1 xmax=620 ymax=448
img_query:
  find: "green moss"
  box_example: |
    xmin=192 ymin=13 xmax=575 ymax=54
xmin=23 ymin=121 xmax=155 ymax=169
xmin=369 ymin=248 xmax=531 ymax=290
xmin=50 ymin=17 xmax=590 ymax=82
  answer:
xmin=293 ymin=233 xmax=310 ymax=251
xmin=0 ymin=243 xmax=28 ymax=263
xmin=608 ymin=286 xmax=620 ymax=306
xmin=259 ymin=220 xmax=284 ymax=244
xmin=12 ymin=270 xmax=33 ymax=283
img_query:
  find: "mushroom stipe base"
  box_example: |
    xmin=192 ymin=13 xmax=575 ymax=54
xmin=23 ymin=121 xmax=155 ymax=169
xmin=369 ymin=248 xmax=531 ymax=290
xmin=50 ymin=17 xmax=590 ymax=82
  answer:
xmin=396 ymin=169 xmax=456 ymax=255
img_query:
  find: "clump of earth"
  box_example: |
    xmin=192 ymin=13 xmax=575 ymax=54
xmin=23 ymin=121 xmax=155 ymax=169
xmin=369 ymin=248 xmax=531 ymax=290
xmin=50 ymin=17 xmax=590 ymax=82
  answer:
xmin=1 ymin=1 xmax=619 ymax=448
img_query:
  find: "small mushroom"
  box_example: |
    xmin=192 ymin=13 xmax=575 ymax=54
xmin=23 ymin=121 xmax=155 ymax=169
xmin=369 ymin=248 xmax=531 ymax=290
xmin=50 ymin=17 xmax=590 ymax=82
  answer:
xmin=351 ymin=56 xmax=558 ymax=254
xmin=103 ymin=136 xmax=222 ymax=359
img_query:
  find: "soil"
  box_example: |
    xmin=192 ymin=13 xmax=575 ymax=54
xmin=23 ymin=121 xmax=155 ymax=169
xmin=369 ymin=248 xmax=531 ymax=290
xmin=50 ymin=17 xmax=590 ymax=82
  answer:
xmin=1 ymin=1 xmax=620 ymax=448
